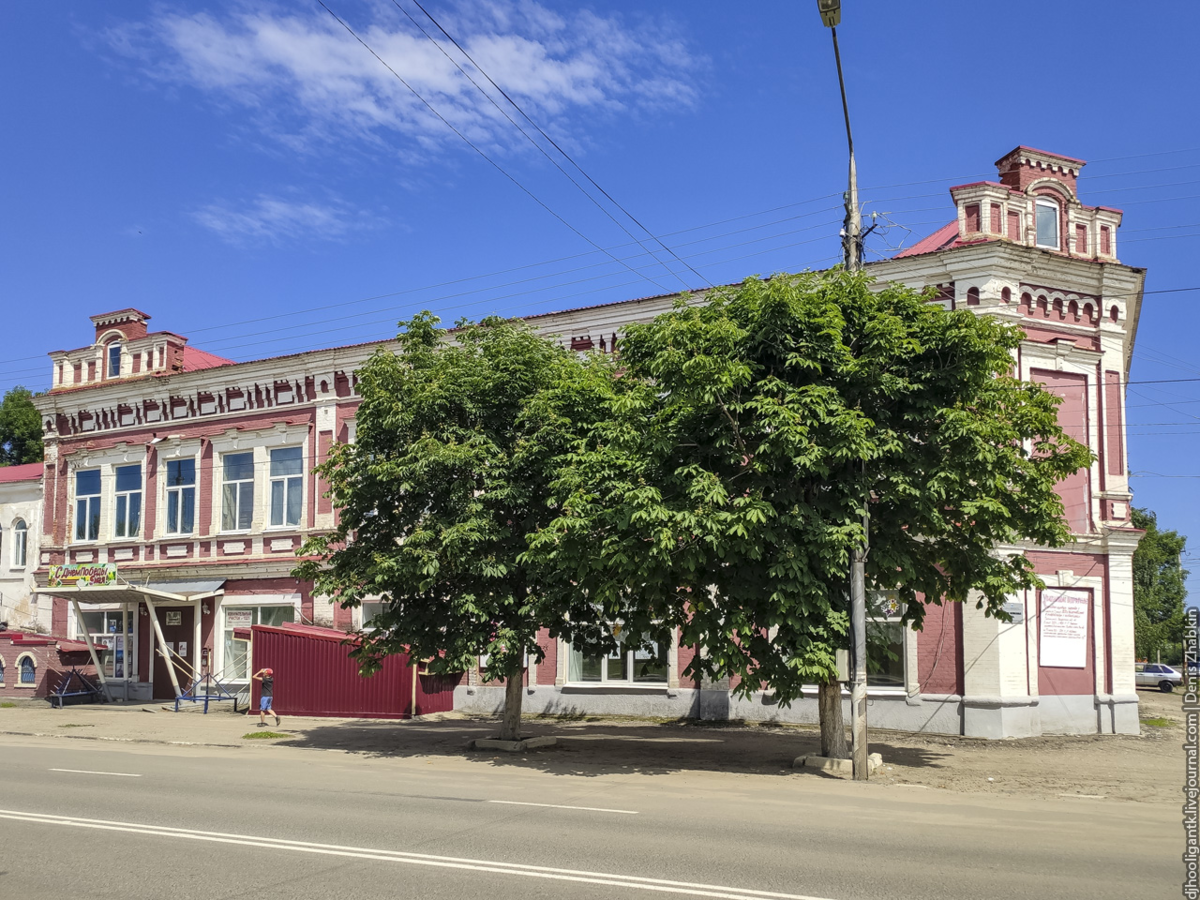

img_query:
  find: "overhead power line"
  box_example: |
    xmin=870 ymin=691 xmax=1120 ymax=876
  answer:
xmin=314 ymin=0 xmax=676 ymax=296
xmin=393 ymin=0 xmax=711 ymax=289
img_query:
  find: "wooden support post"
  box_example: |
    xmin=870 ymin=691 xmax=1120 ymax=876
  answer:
xmin=142 ymin=595 xmax=183 ymax=700
xmin=71 ymin=599 xmax=113 ymax=702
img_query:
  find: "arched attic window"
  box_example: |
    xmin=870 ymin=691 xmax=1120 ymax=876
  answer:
xmin=966 ymin=287 xmax=980 ymax=306
xmin=107 ymin=341 xmax=122 ymax=378
xmin=1035 ymin=198 xmax=1060 ymax=249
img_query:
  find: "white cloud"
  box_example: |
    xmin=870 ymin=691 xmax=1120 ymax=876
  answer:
xmin=192 ymin=194 xmax=381 ymax=244
xmin=104 ymin=1 xmax=703 ymax=157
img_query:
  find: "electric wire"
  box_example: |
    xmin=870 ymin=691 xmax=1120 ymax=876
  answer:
xmin=399 ymin=0 xmax=713 ymax=289
xmin=314 ymin=0 xmax=675 ymax=295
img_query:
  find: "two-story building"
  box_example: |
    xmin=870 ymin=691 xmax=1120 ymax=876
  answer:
xmin=31 ymin=146 xmax=1144 ymax=736
xmin=0 ymin=463 xmax=45 ymax=633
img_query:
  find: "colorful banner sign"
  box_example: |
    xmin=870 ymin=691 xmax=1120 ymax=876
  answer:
xmin=48 ymin=563 xmax=118 ymax=588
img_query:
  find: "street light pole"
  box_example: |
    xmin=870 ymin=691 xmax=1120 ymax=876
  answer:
xmin=818 ymin=0 xmax=869 ymax=782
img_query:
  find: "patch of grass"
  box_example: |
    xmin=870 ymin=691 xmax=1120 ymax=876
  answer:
xmin=58 ymin=723 xmax=94 ymax=728
xmin=1141 ymin=717 xmax=1174 ymax=728
xmin=243 ymin=731 xmax=289 ymax=740
xmin=0 ymin=701 xmax=16 ymax=708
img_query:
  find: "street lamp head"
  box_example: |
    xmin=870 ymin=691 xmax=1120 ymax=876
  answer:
xmin=817 ymin=0 xmax=841 ymax=28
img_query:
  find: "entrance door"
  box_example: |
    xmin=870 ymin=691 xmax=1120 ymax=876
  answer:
xmin=152 ymin=606 xmax=195 ymax=700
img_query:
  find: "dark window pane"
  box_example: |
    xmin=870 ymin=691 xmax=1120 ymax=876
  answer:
xmin=76 ymin=469 xmax=100 ymax=496
xmin=116 ymin=464 xmax=141 ymax=492
xmin=181 ymin=488 xmax=195 ymax=533
xmin=867 ymin=622 xmax=905 ymax=688
xmin=270 ymin=446 xmax=303 ymax=477
xmin=224 ymin=452 xmax=255 ymax=482
xmin=237 ymin=482 xmax=254 ymax=530
xmin=167 ymin=459 xmax=195 ymax=486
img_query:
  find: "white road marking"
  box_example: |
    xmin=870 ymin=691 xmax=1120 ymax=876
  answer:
xmin=487 ymin=799 xmax=638 ymax=815
xmin=0 ymin=808 xmax=836 ymax=900
xmin=49 ymin=769 xmax=142 ymax=778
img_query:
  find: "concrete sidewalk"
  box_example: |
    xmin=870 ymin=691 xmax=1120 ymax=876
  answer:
xmin=0 ymin=694 xmax=1180 ymax=802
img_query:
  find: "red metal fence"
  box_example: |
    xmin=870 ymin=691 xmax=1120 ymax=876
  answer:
xmin=248 ymin=624 xmax=457 ymax=719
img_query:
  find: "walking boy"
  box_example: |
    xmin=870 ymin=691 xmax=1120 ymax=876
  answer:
xmin=252 ymin=667 xmax=280 ymax=727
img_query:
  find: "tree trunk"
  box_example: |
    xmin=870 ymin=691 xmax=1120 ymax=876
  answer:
xmin=499 ymin=667 xmax=524 ymax=741
xmin=818 ymin=677 xmax=848 ymax=759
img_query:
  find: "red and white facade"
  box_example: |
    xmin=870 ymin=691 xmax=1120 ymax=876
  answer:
xmin=29 ymin=146 xmax=1144 ymax=736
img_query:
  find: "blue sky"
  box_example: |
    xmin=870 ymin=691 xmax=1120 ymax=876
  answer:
xmin=2 ymin=1 xmax=1200 ymax=590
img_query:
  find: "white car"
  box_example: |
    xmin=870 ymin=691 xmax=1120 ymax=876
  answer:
xmin=1135 ymin=663 xmax=1183 ymax=693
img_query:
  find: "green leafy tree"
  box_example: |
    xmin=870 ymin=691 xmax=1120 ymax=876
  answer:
xmin=295 ymin=314 xmax=611 ymax=741
xmin=1131 ymin=507 xmax=1188 ymax=663
xmin=527 ymin=271 xmax=1090 ymax=757
xmin=0 ymin=386 xmax=43 ymax=466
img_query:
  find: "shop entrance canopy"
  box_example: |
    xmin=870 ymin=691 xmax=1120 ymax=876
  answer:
xmin=37 ymin=579 xmax=226 ymax=701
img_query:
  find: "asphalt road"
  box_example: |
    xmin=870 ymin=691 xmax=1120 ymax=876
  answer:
xmin=0 ymin=734 xmax=1181 ymax=900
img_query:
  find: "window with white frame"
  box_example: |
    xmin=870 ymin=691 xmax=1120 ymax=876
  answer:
xmin=1035 ymin=199 xmax=1059 ymax=249
xmin=221 ymin=452 xmax=255 ymax=531
xmin=867 ymin=591 xmax=906 ymax=689
xmin=75 ymin=469 xmax=101 ymax=541
xmin=360 ymin=599 xmax=385 ymax=630
xmin=17 ymin=654 xmax=36 ymax=685
xmin=222 ymin=605 xmax=295 ymax=680
xmin=269 ymin=447 xmax=303 ymax=527
xmin=114 ymin=464 xmax=142 ymax=539
xmin=165 ymin=458 xmax=196 ymax=535
xmin=12 ymin=519 xmax=27 ymax=568
xmin=568 ymin=630 xmax=668 ymax=684
xmin=78 ymin=610 xmax=133 ymax=678
xmin=108 ymin=342 xmax=122 ymax=377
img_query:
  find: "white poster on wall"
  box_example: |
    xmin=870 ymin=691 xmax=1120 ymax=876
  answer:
xmin=1039 ymin=589 xmax=1090 ymax=669
xmin=225 ymin=610 xmax=254 ymax=628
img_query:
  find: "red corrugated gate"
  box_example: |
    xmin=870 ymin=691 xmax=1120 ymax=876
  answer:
xmin=248 ymin=623 xmax=457 ymax=719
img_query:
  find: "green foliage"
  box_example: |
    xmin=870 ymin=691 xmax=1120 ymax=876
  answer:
xmin=242 ymin=731 xmax=289 ymax=739
xmin=295 ymin=313 xmax=613 ymax=686
xmin=0 ymin=386 xmax=43 ymax=466
xmin=526 ymin=271 xmax=1091 ymax=704
xmin=1131 ymin=507 xmax=1188 ymax=662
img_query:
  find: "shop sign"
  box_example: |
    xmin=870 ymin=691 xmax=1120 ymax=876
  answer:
xmin=1039 ymin=589 xmax=1089 ymax=669
xmin=225 ymin=609 xmax=254 ymax=628
xmin=48 ymin=563 xmax=118 ymax=588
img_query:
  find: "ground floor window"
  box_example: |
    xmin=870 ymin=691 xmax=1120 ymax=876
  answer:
xmin=568 ymin=632 xmax=668 ymax=684
xmin=867 ymin=592 xmax=906 ymax=689
xmin=78 ymin=609 xmax=134 ymax=678
xmin=222 ymin=605 xmax=295 ymax=680
xmin=17 ymin=654 xmax=36 ymax=684
xmin=360 ymin=599 xmax=385 ymax=630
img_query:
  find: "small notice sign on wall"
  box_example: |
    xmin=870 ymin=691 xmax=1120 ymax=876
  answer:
xmin=1039 ymin=589 xmax=1090 ymax=669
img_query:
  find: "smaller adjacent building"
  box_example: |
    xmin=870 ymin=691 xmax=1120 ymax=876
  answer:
xmin=0 ymin=629 xmax=98 ymax=701
xmin=0 ymin=463 xmax=46 ymax=633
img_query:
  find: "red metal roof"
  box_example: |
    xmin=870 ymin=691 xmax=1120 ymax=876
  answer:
xmin=893 ymin=222 xmax=960 ymax=258
xmin=182 ymin=347 xmax=234 ymax=372
xmin=995 ymin=145 xmax=1087 ymax=167
xmin=55 ymin=639 xmax=93 ymax=653
xmin=0 ymin=463 xmax=43 ymax=484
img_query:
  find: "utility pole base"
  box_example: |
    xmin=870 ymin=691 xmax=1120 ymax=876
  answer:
xmin=796 ymin=753 xmax=883 ymax=778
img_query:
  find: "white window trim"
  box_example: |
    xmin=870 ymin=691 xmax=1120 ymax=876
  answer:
xmin=163 ymin=456 xmax=198 ymax=537
xmin=266 ymin=445 xmax=306 ymax=530
xmin=563 ymin=636 xmax=670 ymax=687
xmin=215 ymin=594 xmax=302 ymax=681
xmin=11 ymin=519 xmax=28 ymax=570
xmin=219 ymin=451 xmax=256 ymax=534
xmin=14 ymin=652 xmax=37 ymax=688
xmin=113 ymin=464 xmax=143 ymax=540
xmin=1035 ymin=198 xmax=1060 ymax=249
xmin=73 ymin=469 xmax=103 ymax=544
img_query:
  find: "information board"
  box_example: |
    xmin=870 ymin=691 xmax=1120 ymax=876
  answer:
xmin=1039 ymin=589 xmax=1090 ymax=669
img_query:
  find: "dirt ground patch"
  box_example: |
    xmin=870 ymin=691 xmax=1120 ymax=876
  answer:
xmin=0 ymin=688 xmax=1184 ymax=802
